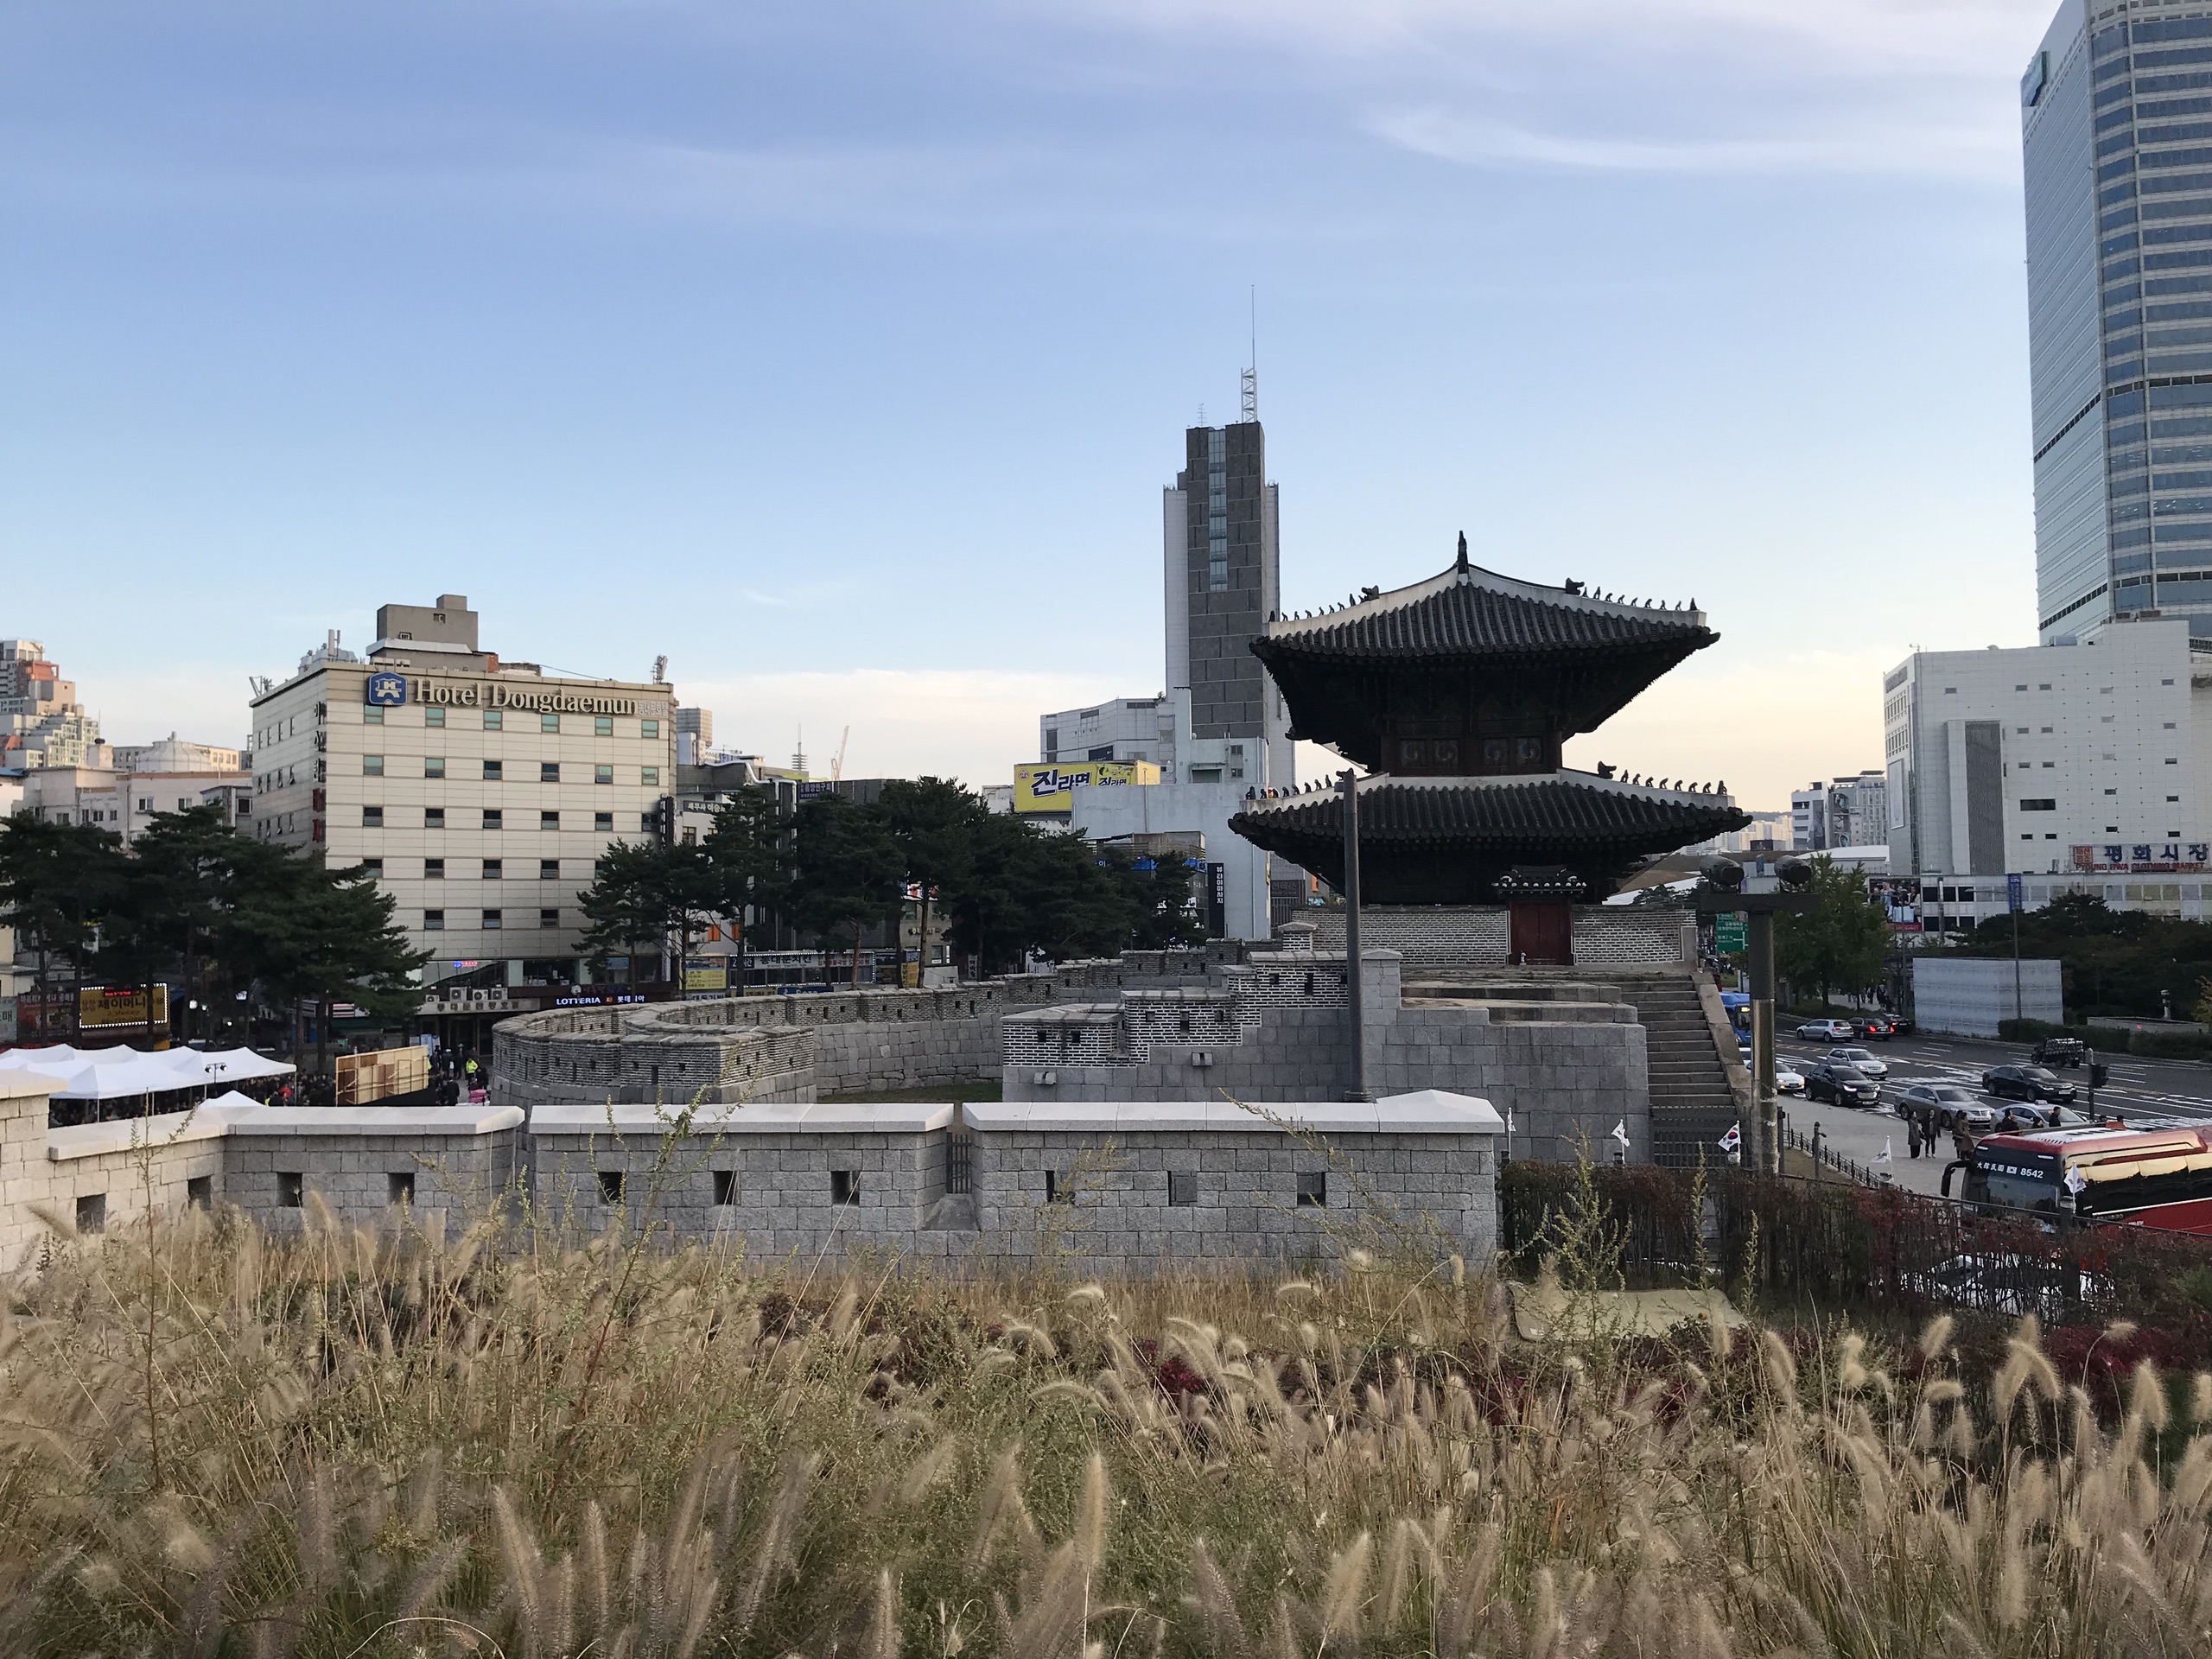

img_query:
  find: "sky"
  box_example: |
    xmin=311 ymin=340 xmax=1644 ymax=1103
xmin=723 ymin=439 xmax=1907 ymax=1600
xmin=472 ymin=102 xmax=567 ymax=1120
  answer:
xmin=1 ymin=0 xmax=2063 ymax=810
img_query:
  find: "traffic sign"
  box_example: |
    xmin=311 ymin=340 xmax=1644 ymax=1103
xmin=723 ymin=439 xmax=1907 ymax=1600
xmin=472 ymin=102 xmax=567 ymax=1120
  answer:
xmin=1713 ymin=913 xmax=1746 ymax=952
xmin=2006 ymin=873 xmax=2023 ymax=912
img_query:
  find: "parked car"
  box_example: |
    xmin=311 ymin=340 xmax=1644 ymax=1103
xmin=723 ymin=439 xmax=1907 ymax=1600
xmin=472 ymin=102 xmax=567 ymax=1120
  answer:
xmin=1776 ymin=1065 xmax=1806 ymax=1096
xmin=1982 ymin=1064 xmax=2078 ymax=1104
xmin=2030 ymin=1037 xmax=2088 ymax=1068
xmin=1806 ymin=1061 xmax=1883 ymax=1108
xmin=1826 ymin=1045 xmax=1890 ymax=1078
xmin=1897 ymin=1082 xmax=1996 ymax=1135
xmin=1852 ymin=1014 xmax=1896 ymax=1040
xmin=1796 ymin=1019 xmax=1857 ymax=1041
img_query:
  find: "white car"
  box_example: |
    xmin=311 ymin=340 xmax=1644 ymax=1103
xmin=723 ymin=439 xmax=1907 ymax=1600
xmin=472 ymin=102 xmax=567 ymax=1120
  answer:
xmin=1827 ymin=1045 xmax=1889 ymax=1078
xmin=1777 ymin=1065 xmax=1805 ymax=1095
xmin=1796 ymin=1019 xmax=1856 ymax=1041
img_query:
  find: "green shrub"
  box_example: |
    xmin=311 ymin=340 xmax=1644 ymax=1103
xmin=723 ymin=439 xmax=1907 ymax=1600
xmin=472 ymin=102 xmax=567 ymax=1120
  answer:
xmin=1996 ymin=1018 xmax=2077 ymax=1042
xmin=2122 ymin=1027 xmax=2212 ymax=1060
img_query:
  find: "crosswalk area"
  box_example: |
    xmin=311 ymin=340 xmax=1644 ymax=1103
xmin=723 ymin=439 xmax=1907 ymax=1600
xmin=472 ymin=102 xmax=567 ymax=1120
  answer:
xmin=1774 ymin=1038 xmax=2212 ymax=1127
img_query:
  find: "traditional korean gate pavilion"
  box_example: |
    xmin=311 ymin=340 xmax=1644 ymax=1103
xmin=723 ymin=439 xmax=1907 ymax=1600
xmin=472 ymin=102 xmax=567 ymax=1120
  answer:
xmin=1230 ymin=537 xmax=1750 ymax=962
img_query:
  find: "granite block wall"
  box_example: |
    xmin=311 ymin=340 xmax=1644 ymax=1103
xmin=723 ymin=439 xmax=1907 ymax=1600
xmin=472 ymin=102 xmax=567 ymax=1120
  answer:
xmin=527 ymin=1126 xmax=944 ymax=1258
xmin=226 ymin=1128 xmax=521 ymax=1235
xmin=968 ymin=1128 xmax=1496 ymax=1268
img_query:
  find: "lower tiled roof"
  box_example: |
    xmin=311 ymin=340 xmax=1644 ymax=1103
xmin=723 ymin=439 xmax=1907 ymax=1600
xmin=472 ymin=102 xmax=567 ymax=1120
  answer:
xmin=1230 ymin=772 xmax=1748 ymax=849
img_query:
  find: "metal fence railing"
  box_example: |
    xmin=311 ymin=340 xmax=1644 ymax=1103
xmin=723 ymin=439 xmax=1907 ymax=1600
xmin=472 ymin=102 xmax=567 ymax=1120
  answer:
xmin=1498 ymin=1160 xmax=2212 ymax=1328
xmin=946 ymin=1131 xmax=972 ymax=1196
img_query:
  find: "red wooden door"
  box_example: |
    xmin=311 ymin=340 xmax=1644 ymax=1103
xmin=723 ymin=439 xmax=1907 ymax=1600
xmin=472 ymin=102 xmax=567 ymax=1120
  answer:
xmin=1509 ymin=900 xmax=1573 ymax=965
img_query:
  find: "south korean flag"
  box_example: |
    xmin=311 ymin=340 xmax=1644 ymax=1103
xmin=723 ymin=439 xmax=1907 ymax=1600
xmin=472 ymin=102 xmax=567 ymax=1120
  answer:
xmin=1718 ymin=1123 xmax=1742 ymax=1156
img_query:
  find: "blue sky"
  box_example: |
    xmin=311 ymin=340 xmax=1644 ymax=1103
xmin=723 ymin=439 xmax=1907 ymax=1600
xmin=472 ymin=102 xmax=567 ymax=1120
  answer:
xmin=2 ymin=1 xmax=2056 ymax=808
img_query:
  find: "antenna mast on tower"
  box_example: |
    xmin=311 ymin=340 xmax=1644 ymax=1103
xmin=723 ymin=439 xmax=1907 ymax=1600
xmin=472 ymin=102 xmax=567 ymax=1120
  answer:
xmin=1240 ymin=285 xmax=1258 ymax=423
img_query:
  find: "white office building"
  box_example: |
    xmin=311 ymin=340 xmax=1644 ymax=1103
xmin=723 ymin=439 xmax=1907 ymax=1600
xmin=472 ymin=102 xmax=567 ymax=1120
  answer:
xmin=2024 ymin=1 xmax=2212 ymax=643
xmin=1884 ymin=616 xmax=2212 ymax=924
xmin=248 ymin=595 xmax=675 ymax=989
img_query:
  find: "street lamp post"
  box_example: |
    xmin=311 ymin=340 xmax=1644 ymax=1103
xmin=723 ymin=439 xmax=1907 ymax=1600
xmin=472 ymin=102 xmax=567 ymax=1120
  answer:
xmin=1697 ymin=859 xmax=1815 ymax=1176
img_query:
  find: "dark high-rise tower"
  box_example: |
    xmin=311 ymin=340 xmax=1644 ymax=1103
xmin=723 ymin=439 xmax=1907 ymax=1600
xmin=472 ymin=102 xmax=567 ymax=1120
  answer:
xmin=1163 ymin=419 xmax=1291 ymax=785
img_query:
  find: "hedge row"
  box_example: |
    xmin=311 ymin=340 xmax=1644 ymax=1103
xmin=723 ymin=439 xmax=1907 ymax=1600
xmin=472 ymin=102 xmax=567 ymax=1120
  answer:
xmin=1993 ymin=1017 xmax=2212 ymax=1058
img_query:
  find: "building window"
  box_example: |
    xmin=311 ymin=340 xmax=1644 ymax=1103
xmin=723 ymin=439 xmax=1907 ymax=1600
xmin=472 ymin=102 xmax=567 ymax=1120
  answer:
xmin=594 ymin=715 xmax=613 ymax=737
xmin=361 ymin=857 xmax=384 ymax=877
xmin=483 ymin=759 xmax=503 ymax=779
xmin=709 ymin=1168 xmax=738 ymax=1205
xmin=75 ymin=1192 xmax=106 ymax=1234
xmin=277 ymin=1173 xmax=303 ymax=1208
xmin=425 ymin=708 xmax=446 ymax=728
xmin=482 ymin=909 xmax=502 ymax=929
xmin=540 ymin=761 xmax=560 ymax=783
xmin=594 ymin=811 xmax=614 ymax=831
xmin=364 ymin=707 xmax=383 ymax=726
xmin=482 ymin=858 xmax=502 ymax=878
xmin=424 ymin=910 xmax=445 ymax=930
xmin=426 ymin=807 xmax=447 ymax=828
xmin=640 ymin=813 xmax=656 ymax=832
xmin=363 ymin=754 xmax=384 ymax=774
xmin=595 ymin=764 xmax=613 ymax=785
xmin=541 ymin=712 xmax=560 ymax=734
xmin=2020 ymin=799 xmax=2057 ymax=811
xmin=1168 ymin=1169 xmax=1198 ymax=1206
xmin=484 ymin=709 xmax=503 ymax=729
xmin=540 ymin=907 xmax=560 ymax=928
xmin=641 ymin=718 xmax=660 ymax=739
xmin=425 ymin=858 xmax=445 ymax=879
xmin=597 ymin=1170 xmax=625 ymax=1204
xmin=541 ymin=810 xmax=560 ymax=830
xmin=540 ymin=858 xmax=559 ymax=879
xmin=187 ymin=1176 xmax=211 ymax=1210
xmin=830 ymin=1170 xmax=860 ymax=1205
xmin=1296 ymin=1171 xmax=1328 ymax=1207
xmin=388 ymin=1172 xmax=415 ymax=1206
xmin=363 ymin=805 xmax=385 ymax=827
xmin=483 ymin=809 xmax=503 ymax=828
xmin=641 ymin=766 xmax=660 ymax=786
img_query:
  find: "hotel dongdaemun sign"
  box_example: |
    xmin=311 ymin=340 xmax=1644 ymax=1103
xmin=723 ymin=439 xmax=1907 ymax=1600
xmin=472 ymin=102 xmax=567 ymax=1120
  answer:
xmin=368 ymin=676 xmax=643 ymax=716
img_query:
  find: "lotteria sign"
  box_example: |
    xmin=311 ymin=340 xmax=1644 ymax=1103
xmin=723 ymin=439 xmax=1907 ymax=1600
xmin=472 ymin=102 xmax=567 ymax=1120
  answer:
xmin=365 ymin=674 xmax=641 ymax=716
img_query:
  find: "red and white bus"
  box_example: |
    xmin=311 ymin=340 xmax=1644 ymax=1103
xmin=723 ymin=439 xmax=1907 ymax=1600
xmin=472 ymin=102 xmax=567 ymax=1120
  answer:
xmin=1943 ymin=1122 xmax=2212 ymax=1236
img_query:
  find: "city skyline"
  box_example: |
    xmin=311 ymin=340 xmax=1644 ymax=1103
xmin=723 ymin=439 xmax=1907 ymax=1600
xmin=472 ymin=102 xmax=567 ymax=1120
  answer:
xmin=3 ymin=2 xmax=2062 ymax=810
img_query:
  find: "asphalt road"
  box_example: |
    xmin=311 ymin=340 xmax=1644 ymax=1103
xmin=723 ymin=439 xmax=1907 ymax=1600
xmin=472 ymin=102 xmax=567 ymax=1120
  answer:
xmin=1763 ymin=1028 xmax=2212 ymax=1198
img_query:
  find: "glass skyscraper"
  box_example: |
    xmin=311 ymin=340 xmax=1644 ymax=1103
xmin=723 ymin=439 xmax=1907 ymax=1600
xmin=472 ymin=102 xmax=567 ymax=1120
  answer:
xmin=2028 ymin=0 xmax=2212 ymax=641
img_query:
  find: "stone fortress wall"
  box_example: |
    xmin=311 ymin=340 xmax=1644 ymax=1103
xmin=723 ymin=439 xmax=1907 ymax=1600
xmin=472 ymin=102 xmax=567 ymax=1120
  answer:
xmin=491 ymin=923 xmax=1681 ymax=1165
xmin=0 ymin=1071 xmax=1502 ymax=1271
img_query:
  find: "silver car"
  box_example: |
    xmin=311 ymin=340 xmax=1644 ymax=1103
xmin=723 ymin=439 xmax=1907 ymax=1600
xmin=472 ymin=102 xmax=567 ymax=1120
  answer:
xmin=1897 ymin=1082 xmax=1995 ymax=1135
xmin=1827 ymin=1045 xmax=1890 ymax=1079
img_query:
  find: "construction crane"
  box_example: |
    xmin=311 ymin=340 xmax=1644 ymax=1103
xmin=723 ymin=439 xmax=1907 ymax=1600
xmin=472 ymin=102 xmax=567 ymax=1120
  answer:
xmin=830 ymin=726 xmax=849 ymax=784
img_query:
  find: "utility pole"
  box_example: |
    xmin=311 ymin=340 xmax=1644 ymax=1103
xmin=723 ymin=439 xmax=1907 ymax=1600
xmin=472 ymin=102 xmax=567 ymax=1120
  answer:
xmin=2009 ymin=872 xmax=2024 ymax=1028
xmin=1698 ymin=859 xmax=1815 ymax=1176
xmin=1340 ymin=769 xmax=1370 ymax=1102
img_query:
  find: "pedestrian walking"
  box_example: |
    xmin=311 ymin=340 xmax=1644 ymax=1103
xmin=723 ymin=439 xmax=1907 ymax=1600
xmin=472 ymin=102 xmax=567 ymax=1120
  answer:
xmin=1908 ymin=1117 xmax=1923 ymax=1160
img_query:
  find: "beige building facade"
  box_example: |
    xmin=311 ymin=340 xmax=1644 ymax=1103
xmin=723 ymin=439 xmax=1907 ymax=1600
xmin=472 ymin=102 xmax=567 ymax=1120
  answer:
xmin=248 ymin=597 xmax=675 ymax=988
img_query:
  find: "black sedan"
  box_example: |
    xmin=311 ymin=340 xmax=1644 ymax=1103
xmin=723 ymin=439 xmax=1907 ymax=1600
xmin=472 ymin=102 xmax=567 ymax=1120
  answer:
xmin=1805 ymin=1061 xmax=1883 ymax=1108
xmin=1982 ymin=1064 xmax=2077 ymax=1104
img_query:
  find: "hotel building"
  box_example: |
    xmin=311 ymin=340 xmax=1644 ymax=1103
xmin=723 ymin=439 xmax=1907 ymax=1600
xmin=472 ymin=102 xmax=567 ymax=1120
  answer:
xmin=248 ymin=595 xmax=675 ymax=995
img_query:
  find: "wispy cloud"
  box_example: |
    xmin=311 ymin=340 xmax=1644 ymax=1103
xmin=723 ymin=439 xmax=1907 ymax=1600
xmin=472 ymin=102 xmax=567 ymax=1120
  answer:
xmin=1371 ymin=106 xmax=2016 ymax=181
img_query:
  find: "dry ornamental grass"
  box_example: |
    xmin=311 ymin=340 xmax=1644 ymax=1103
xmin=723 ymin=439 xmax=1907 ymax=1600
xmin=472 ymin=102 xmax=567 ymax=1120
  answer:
xmin=2 ymin=1185 xmax=2211 ymax=1657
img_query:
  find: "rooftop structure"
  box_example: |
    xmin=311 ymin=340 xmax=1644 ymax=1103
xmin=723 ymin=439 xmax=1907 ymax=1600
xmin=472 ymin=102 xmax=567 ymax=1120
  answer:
xmin=1231 ymin=538 xmax=1749 ymax=915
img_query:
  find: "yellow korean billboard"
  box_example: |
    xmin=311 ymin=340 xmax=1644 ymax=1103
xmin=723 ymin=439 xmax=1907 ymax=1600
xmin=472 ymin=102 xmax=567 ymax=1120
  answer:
xmin=1014 ymin=760 xmax=1160 ymax=813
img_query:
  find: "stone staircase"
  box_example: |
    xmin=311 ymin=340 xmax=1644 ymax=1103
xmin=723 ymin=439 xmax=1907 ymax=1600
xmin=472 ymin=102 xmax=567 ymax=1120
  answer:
xmin=1618 ymin=975 xmax=1744 ymax=1169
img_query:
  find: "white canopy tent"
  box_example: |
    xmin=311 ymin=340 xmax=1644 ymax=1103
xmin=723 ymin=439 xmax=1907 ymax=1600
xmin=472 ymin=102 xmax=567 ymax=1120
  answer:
xmin=2 ymin=1045 xmax=295 ymax=1100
